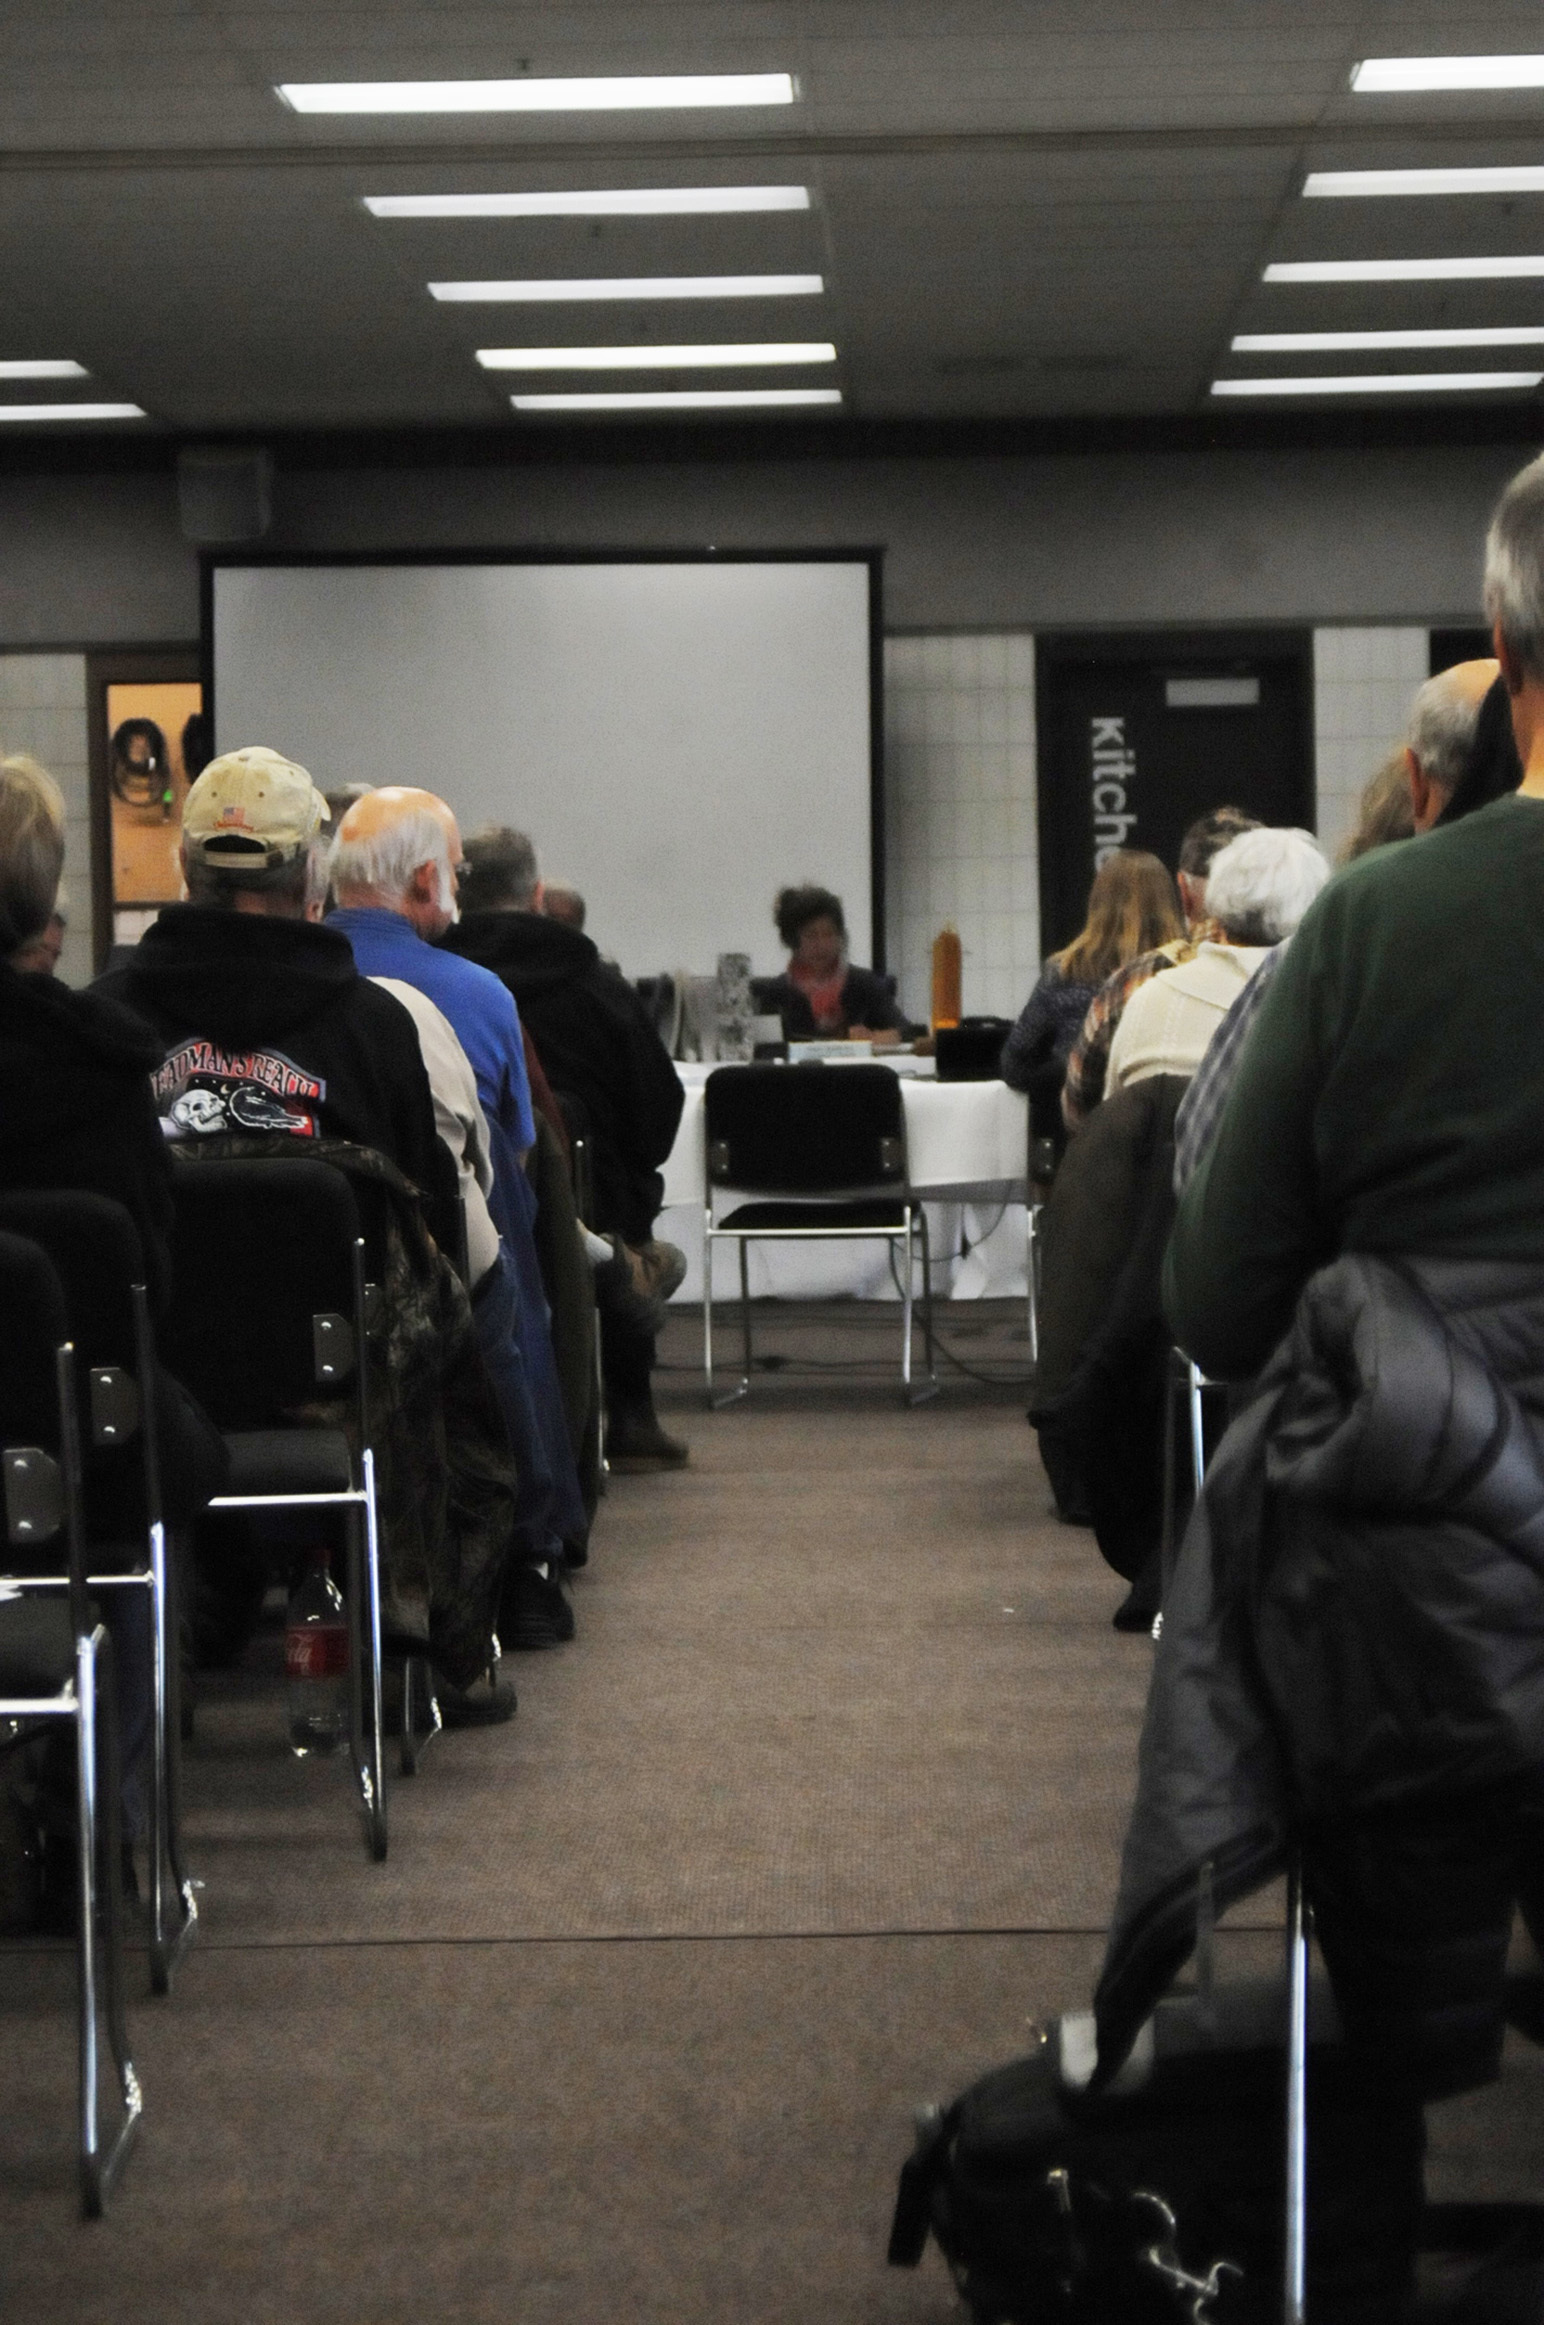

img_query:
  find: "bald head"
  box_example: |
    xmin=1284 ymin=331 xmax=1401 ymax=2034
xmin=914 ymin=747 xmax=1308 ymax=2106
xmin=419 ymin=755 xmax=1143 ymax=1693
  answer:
xmin=1406 ymin=659 xmax=1497 ymax=832
xmin=332 ymin=784 xmax=463 ymax=938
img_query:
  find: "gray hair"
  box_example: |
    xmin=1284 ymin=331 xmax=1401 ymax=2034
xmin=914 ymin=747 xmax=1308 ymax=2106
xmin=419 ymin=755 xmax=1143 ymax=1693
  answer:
xmin=1204 ymin=826 xmax=1329 ymax=946
xmin=185 ymin=835 xmax=327 ymax=914
xmin=459 ymin=826 xmax=540 ymax=914
xmin=1484 ymin=450 xmax=1544 ymax=684
xmin=1405 ymin=667 xmax=1486 ymax=796
xmin=0 ymin=753 xmax=66 ymax=953
xmin=330 ymin=806 xmax=454 ymax=907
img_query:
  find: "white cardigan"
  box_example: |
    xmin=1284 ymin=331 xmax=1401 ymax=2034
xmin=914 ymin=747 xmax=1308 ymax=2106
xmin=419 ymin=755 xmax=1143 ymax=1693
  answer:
xmin=1105 ymin=943 xmax=1271 ymax=1095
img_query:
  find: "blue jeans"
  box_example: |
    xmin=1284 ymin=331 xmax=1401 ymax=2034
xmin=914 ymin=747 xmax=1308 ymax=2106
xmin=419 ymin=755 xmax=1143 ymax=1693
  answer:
xmin=472 ymin=1245 xmax=561 ymax=1567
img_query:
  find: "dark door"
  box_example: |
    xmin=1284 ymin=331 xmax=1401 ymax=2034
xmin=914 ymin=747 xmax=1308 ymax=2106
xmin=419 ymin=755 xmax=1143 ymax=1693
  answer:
xmin=1035 ymin=631 xmax=1314 ymax=955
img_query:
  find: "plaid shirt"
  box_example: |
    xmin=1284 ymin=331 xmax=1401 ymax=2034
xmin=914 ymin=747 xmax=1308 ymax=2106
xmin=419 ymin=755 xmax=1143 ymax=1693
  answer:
xmin=1061 ymin=938 xmax=1194 ymax=1126
xmin=1172 ymin=941 xmax=1286 ymax=1193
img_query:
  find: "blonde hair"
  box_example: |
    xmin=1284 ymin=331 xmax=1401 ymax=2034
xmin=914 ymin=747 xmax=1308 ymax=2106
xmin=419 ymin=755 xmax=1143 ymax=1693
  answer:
xmin=0 ymin=753 xmax=66 ymax=955
xmin=1054 ymin=849 xmax=1184 ymax=987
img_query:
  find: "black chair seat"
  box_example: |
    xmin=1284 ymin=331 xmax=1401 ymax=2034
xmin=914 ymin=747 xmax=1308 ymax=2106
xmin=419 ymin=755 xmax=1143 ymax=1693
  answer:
xmin=220 ymin=1430 xmax=355 ymax=1500
xmin=0 ymin=1596 xmax=77 ymax=1695
xmin=718 ymin=1197 xmax=910 ymax=1233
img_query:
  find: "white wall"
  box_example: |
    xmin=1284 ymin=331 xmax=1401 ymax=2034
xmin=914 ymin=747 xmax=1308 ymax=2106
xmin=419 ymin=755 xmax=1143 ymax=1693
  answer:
xmin=1311 ymin=628 xmax=1431 ymax=863
xmin=0 ymin=652 xmax=93 ymax=984
xmin=885 ymin=633 xmax=1038 ymax=1024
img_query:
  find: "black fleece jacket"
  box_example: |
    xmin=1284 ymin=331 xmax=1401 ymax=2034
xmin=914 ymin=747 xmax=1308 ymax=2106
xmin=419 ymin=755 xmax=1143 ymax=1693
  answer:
xmin=0 ymin=963 xmax=176 ymax=1306
xmin=445 ymin=911 xmax=683 ymax=1242
xmin=96 ymin=908 xmax=442 ymax=1196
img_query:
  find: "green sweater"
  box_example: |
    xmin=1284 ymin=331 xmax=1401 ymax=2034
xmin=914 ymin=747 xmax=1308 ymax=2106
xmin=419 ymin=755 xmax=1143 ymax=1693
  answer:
xmin=1167 ymin=793 xmax=1544 ymax=1379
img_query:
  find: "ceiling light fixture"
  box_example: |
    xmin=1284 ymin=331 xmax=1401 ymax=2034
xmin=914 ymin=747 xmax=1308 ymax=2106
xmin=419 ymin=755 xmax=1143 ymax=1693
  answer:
xmin=1305 ymin=166 xmax=1544 ymax=197
xmin=281 ymin=74 xmax=795 ymax=114
xmin=434 ymin=274 xmax=823 ymax=302
xmin=1234 ymin=326 xmax=1544 ymax=351
xmin=0 ymin=402 xmax=146 ymax=422
xmin=477 ymin=341 xmax=836 ymax=370
xmin=511 ymin=388 xmax=842 ymax=410
xmin=365 ymin=187 xmax=810 ymax=218
xmin=1212 ymin=371 xmax=1542 ymax=396
xmin=1265 ymin=256 xmax=1544 ymax=282
xmin=1352 ymin=55 xmax=1544 ymax=92
xmin=0 ymin=359 xmax=89 ymax=380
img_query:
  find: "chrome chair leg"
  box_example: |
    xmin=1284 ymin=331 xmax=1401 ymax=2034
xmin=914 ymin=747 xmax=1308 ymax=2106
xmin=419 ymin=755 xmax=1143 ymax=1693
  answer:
xmin=907 ymin=1207 xmax=940 ymax=1406
xmin=1188 ymin=1360 xmax=1208 ymax=1498
xmin=738 ymin=1238 xmax=753 ymax=1396
xmin=360 ymin=1451 xmax=387 ymax=1863
xmin=901 ymin=1212 xmax=914 ymax=1393
xmin=146 ymin=1523 xmax=195 ymax=1995
xmin=1284 ymin=1857 xmax=1310 ymax=2325
xmin=399 ymin=1652 xmax=442 ymax=1778
xmin=1026 ymin=1200 xmax=1042 ymax=1367
xmin=77 ymin=1629 xmax=142 ymax=2218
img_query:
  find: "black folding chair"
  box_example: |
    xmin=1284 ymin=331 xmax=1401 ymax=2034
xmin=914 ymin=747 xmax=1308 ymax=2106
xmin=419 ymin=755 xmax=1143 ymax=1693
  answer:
xmin=0 ymin=1190 xmax=196 ymax=1993
xmin=702 ymin=1063 xmax=936 ymax=1406
xmin=0 ymin=1231 xmax=142 ymax=2214
xmin=162 ymin=1160 xmax=391 ymax=1861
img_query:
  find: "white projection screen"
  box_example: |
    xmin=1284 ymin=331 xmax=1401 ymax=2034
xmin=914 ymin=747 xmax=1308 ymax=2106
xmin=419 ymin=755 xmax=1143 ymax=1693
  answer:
xmin=208 ymin=555 xmax=880 ymax=979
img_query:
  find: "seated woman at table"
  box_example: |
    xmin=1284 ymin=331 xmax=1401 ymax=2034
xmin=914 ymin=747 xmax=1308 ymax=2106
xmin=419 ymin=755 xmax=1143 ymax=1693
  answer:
xmin=755 ymin=884 xmax=907 ymax=1042
xmin=1000 ymin=849 xmax=1183 ymax=1095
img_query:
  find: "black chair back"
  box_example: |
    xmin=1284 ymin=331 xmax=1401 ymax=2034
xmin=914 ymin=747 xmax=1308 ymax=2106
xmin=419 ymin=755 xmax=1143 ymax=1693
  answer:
xmin=705 ymin=1063 xmax=906 ymax=1195
xmin=935 ymin=1018 xmax=1014 ymax=1082
xmin=163 ymin=1160 xmax=363 ymax=1429
xmin=0 ymin=1191 xmax=149 ymax=1486
xmin=0 ymin=1230 xmax=88 ymax=1634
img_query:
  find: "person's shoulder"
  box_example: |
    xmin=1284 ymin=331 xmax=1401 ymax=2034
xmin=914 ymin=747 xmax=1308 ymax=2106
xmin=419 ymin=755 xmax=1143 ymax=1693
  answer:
xmin=39 ymin=971 xmax=166 ymax=1072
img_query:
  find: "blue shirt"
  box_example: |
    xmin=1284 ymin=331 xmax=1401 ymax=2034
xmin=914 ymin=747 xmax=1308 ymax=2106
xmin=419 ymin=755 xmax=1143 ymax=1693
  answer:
xmin=326 ymin=905 xmax=536 ymax=1157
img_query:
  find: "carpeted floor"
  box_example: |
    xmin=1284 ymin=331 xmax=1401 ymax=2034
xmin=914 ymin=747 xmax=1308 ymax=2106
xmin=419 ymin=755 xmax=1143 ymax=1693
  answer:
xmin=3 ymin=1301 xmax=1537 ymax=2319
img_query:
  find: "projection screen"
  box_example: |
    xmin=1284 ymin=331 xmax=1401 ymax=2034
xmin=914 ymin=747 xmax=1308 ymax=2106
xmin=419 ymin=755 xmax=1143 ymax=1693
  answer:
xmin=207 ymin=554 xmax=880 ymax=980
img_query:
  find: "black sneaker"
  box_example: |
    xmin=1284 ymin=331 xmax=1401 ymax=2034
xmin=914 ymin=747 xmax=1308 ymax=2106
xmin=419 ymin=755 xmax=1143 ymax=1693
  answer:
xmin=595 ymin=1236 xmax=688 ymax=1336
xmin=434 ymin=1673 xmax=518 ymax=1727
xmin=501 ymin=1560 xmax=576 ymax=1650
xmin=607 ymin=1412 xmax=690 ymax=1473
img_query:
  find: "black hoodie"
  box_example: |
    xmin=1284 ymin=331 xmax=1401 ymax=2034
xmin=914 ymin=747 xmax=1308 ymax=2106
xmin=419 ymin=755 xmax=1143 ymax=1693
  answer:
xmin=0 ymin=962 xmax=176 ymax=1305
xmin=445 ymin=911 xmax=683 ymax=1241
xmin=96 ymin=907 xmax=442 ymax=1196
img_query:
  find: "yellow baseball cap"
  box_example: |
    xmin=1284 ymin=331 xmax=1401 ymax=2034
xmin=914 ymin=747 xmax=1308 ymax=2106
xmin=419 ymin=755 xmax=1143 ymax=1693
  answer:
xmin=182 ymin=745 xmax=327 ymax=866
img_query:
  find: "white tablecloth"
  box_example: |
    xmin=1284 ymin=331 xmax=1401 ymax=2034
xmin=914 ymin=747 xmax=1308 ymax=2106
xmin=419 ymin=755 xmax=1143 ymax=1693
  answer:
xmin=659 ymin=1063 xmax=1031 ymax=1302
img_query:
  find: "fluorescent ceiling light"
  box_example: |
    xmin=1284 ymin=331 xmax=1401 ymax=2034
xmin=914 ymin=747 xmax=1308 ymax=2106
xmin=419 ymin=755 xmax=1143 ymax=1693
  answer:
xmin=0 ymin=401 xmax=145 ymax=422
xmin=433 ymin=274 xmax=823 ymax=302
xmin=1235 ymin=326 xmax=1544 ymax=351
xmin=1352 ymin=55 xmax=1544 ymax=92
xmin=1266 ymin=256 xmax=1544 ymax=281
xmin=0 ymin=359 xmax=88 ymax=380
xmin=280 ymin=74 xmax=795 ymax=114
xmin=512 ymin=388 xmax=841 ymax=411
xmin=1306 ymin=166 xmax=1544 ymax=197
xmin=365 ymin=187 xmax=810 ymax=218
xmin=477 ymin=341 xmax=836 ymax=370
xmin=1212 ymin=371 xmax=1541 ymax=396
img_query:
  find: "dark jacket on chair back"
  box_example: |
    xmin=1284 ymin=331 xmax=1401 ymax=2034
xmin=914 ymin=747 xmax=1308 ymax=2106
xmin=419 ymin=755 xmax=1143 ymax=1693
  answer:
xmin=445 ymin=910 xmax=683 ymax=1244
xmin=0 ymin=962 xmax=175 ymax=1306
xmin=1095 ymin=1251 xmax=1544 ymax=2083
xmin=96 ymin=906 xmax=442 ymax=1194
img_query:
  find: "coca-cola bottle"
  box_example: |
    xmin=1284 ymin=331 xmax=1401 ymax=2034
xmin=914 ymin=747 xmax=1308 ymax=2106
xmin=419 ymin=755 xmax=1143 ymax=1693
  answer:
xmin=284 ymin=1551 xmax=349 ymax=1757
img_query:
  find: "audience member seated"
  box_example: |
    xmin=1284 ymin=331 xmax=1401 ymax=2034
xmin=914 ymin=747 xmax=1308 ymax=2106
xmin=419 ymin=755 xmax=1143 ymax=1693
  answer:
xmin=98 ymin=748 xmax=512 ymax=1708
xmin=446 ymin=826 xmax=691 ymax=1473
xmin=1002 ymin=848 xmax=1183 ymax=1101
xmin=1176 ymin=669 xmax=1496 ymax=1196
xmin=329 ymin=787 xmax=587 ymax=1635
xmin=754 ymin=883 xmax=906 ymax=1042
xmin=0 ymin=752 xmax=227 ymax=1883
xmin=1096 ymin=450 xmax=1544 ymax=2319
xmin=541 ymin=880 xmax=586 ymax=930
xmin=1061 ymin=806 xmax=1257 ymax=1126
xmin=1105 ymin=826 xmax=1328 ymax=1095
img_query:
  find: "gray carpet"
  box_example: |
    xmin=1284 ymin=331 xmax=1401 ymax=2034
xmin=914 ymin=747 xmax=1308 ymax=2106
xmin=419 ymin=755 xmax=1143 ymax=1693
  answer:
xmin=2 ymin=1303 xmax=1532 ymax=2316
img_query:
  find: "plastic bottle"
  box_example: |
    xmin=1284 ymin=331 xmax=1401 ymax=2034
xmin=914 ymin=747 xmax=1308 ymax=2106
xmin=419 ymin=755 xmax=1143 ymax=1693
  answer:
xmin=284 ymin=1552 xmax=349 ymax=1757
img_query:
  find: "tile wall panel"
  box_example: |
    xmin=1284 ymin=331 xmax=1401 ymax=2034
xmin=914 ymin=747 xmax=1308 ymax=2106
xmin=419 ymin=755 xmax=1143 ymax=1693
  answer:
xmin=0 ymin=652 xmax=92 ymax=984
xmin=884 ymin=632 xmax=1039 ymax=1027
xmin=1312 ymin=627 xmax=1429 ymax=863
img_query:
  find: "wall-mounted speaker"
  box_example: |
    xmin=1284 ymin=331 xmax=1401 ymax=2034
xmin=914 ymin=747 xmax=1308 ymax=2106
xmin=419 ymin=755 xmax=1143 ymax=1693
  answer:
xmin=176 ymin=446 xmax=274 ymax=545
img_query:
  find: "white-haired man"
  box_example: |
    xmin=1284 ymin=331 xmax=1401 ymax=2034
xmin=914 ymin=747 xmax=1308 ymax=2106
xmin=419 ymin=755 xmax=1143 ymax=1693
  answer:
xmin=1403 ymin=656 xmax=1498 ymax=830
xmin=328 ymin=786 xmax=584 ymax=1647
xmin=1104 ymin=826 xmax=1328 ymax=1095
